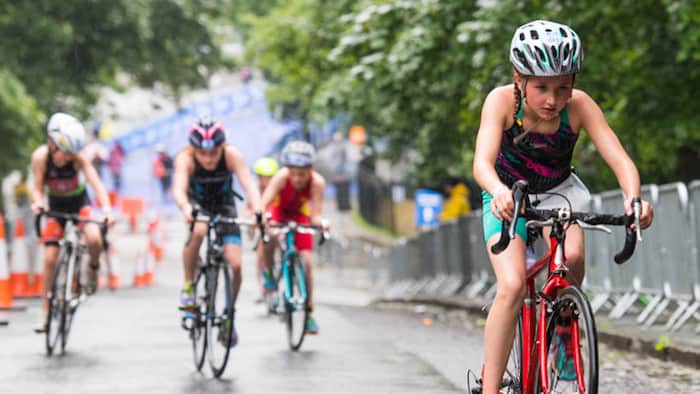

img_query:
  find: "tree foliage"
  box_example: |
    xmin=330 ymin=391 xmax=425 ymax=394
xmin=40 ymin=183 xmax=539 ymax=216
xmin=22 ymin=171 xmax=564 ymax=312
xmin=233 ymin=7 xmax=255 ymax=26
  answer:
xmin=247 ymin=0 xmax=700 ymax=191
xmin=0 ymin=0 xmax=225 ymax=178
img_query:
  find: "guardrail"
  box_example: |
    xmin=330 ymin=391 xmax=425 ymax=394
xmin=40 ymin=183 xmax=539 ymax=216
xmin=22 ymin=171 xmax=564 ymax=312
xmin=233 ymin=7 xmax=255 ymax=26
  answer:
xmin=321 ymin=181 xmax=700 ymax=333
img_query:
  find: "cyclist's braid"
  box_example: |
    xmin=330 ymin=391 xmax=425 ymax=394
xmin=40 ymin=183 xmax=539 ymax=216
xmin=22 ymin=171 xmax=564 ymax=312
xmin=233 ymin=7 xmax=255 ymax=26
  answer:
xmin=513 ymin=83 xmax=524 ymax=134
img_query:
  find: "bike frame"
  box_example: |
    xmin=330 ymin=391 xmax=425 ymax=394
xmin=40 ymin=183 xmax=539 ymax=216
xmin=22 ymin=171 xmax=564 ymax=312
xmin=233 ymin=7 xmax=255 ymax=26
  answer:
xmin=519 ymin=221 xmax=585 ymax=394
xmin=60 ymin=220 xmax=86 ymax=305
xmin=278 ymin=225 xmax=308 ymax=306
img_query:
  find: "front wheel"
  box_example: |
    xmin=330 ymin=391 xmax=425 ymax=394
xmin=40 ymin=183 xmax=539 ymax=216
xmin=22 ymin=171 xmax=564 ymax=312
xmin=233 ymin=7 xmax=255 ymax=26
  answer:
xmin=537 ymin=287 xmax=598 ymax=394
xmin=191 ymin=266 xmax=208 ymax=372
xmin=207 ymin=263 xmax=234 ymax=378
xmin=61 ymin=249 xmax=83 ymax=352
xmin=46 ymin=248 xmax=70 ymax=356
xmin=286 ymin=255 xmax=308 ymax=351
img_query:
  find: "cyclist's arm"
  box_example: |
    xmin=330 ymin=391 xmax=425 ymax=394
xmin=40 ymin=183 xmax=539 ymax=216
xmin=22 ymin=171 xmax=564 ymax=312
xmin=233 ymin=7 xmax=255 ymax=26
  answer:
xmin=226 ymin=145 xmax=261 ymax=212
xmin=574 ymin=90 xmax=640 ymax=199
xmin=76 ymin=153 xmax=111 ymax=212
xmin=30 ymin=145 xmax=48 ymax=211
xmin=473 ymin=86 xmax=513 ymax=218
xmin=260 ymin=168 xmax=288 ymax=210
xmin=309 ymin=170 xmax=326 ymax=227
xmin=173 ymin=149 xmax=193 ymax=214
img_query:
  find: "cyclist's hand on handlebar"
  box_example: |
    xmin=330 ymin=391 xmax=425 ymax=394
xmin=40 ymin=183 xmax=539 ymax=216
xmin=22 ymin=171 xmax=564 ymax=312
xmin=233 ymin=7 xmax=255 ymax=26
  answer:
xmin=104 ymin=212 xmax=116 ymax=227
xmin=180 ymin=203 xmax=194 ymax=223
xmin=624 ymin=197 xmax=653 ymax=230
xmin=490 ymin=185 xmax=514 ymax=221
xmin=31 ymin=202 xmax=45 ymax=216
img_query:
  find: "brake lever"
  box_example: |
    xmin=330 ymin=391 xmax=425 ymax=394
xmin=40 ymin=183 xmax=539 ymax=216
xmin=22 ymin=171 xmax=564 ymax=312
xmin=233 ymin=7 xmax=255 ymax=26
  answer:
xmin=575 ymin=220 xmax=612 ymax=234
xmin=525 ymin=218 xmax=554 ymax=229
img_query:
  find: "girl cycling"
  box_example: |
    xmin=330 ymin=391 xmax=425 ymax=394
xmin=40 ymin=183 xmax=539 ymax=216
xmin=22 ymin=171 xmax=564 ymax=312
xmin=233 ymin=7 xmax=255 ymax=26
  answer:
xmin=472 ymin=20 xmax=653 ymax=393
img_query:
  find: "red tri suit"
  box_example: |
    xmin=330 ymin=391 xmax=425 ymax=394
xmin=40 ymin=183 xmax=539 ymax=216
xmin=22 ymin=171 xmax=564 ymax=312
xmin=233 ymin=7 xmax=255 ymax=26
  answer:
xmin=267 ymin=174 xmax=313 ymax=251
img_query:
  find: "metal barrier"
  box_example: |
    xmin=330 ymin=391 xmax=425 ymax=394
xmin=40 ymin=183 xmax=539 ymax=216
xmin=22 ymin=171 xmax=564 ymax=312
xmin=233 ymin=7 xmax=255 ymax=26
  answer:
xmin=325 ymin=180 xmax=700 ymax=333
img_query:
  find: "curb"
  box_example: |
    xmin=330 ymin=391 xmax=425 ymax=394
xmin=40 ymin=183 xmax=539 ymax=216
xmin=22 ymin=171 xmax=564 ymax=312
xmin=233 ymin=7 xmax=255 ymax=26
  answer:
xmin=372 ymin=296 xmax=700 ymax=370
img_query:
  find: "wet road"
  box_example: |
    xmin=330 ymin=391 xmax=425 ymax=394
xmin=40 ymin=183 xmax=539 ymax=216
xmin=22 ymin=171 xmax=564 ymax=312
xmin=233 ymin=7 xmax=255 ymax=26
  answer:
xmin=0 ymin=220 xmax=463 ymax=394
xmin=1 ymin=217 xmax=699 ymax=393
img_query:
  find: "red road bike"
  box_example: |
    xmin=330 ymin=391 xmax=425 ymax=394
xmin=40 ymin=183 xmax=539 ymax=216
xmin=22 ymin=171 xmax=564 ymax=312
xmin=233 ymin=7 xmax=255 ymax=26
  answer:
xmin=469 ymin=180 xmax=641 ymax=394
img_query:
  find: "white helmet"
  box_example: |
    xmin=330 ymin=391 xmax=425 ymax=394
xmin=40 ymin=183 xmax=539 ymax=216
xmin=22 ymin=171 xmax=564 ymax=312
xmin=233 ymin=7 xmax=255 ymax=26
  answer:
xmin=47 ymin=112 xmax=86 ymax=154
xmin=510 ymin=20 xmax=583 ymax=76
xmin=280 ymin=140 xmax=315 ymax=167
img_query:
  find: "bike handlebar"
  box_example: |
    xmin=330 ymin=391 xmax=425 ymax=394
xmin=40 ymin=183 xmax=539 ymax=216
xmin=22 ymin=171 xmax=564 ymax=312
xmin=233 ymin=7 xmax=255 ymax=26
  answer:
xmin=34 ymin=209 xmax=109 ymax=246
xmin=268 ymin=221 xmax=331 ymax=246
xmin=188 ymin=206 xmax=267 ymax=249
xmin=490 ymin=180 xmax=640 ymax=264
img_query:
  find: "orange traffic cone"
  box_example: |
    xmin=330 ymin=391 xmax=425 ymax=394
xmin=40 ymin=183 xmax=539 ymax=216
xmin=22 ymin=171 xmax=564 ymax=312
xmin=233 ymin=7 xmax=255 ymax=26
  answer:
xmin=143 ymin=251 xmax=154 ymax=286
xmin=0 ymin=215 xmax=14 ymax=309
xmin=10 ymin=218 xmax=31 ymax=298
xmin=147 ymin=214 xmax=165 ymax=262
xmin=107 ymin=246 xmax=120 ymax=290
xmin=133 ymin=253 xmax=146 ymax=288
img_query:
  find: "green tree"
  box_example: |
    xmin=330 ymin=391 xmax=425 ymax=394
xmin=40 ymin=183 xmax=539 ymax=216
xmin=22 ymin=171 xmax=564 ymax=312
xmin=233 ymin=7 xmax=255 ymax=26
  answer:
xmin=245 ymin=0 xmax=358 ymax=133
xmin=0 ymin=0 xmax=226 ymax=179
xmin=246 ymin=0 xmax=700 ymax=190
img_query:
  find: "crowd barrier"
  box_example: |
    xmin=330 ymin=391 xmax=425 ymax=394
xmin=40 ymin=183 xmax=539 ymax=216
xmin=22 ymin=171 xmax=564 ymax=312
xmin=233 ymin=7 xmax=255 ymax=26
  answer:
xmin=322 ymin=181 xmax=700 ymax=333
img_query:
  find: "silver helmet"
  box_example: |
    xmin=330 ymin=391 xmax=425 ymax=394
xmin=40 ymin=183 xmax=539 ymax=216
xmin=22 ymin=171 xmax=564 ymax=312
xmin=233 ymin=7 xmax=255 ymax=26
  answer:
xmin=46 ymin=112 xmax=86 ymax=154
xmin=510 ymin=20 xmax=583 ymax=76
xmin=280 ymin=140 xmax=315 ymax=167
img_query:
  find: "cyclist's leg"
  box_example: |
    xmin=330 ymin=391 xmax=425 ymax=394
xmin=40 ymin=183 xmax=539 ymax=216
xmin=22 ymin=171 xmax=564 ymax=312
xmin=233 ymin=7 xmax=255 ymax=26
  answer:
xmin=183 ymin=223 xmax=206 ymax=282
xmin=181 ymin=222 xmax=206 ymax=308
xmin=222 ymin=244 xmax=243 ymax=306
xmin=218 ymin=205 xmax=243 ymax=304
xmin=296 ymin=226 xmax=317 ymax=333
xmin=35 ymin=219 xmax=63 ymax=332
xmin=482 ymin=236 xmax=527 ymax=394
xmin=256 ymin=243 xmax=265 ymax=298
xmin=481 ymin=191 xmax=528 ymax=394
xmin=80 ymin=208 xmax=102 ymax=267
xmin=262 ymin=206 xmax=283 ymax=290
xmin=542 ymin=224 xmax=585 ymax=286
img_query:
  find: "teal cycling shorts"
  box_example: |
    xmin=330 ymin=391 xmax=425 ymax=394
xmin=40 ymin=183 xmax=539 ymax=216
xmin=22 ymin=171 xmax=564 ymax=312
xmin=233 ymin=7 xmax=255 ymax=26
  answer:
xmin=481 ymin=190 xmax=528 ymax=243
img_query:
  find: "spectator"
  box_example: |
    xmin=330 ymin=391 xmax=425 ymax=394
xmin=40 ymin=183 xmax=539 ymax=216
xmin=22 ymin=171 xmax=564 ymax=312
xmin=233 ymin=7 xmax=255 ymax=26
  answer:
xmin=438 ymin=177 xmax=471 ymax=222
xmin=82 ymin=125 xmax=108 ymax=178
xmin=152 ymin=144 xmax=174 ymax=203
xmin=107 ymin=142 xmax=126 ymax=193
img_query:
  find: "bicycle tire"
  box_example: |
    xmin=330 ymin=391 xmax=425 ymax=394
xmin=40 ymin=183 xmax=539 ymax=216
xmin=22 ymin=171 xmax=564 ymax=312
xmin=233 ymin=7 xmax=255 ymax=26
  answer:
xmin=286 ymin=255 xmax=308 ymax=351
xmin=536 ymin=287 xmax=598 ymax=394
xmin=207 ymin=263 xmax=234 ymax=378
xmin=61 ymin=249 xmax=83 ymax=352
xmin=191 ymin=265 xmax=208 ymax=372
xmin=46 ymin=247 xmax=70 ymax=356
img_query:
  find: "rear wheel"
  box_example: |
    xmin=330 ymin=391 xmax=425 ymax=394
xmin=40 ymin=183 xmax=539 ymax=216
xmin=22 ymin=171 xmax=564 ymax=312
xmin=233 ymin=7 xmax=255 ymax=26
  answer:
xmin=46 ymin=248 xmax=70 ymax=356
xmin=537 ymin=287 xmax=598 ymax=394
xmin=191 ymin=266 xmax=208 ymax=371
xmin=207 ymin=263 xmax=234 ymax=378
xmin=286 ymin=256 xmax=308 ymax=351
